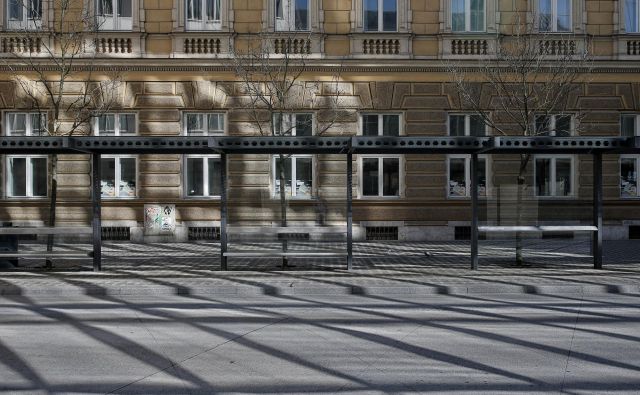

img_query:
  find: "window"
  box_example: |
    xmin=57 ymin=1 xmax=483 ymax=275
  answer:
xmin=621 ymin=114 xmax=640 ymax=137
xmin=364 ymin=0 xmax=397 ymax=32
xmin=7 ymin=0 xmax=41 ymax=29
xmin=100 ymin=157 xmax=136 ymax=198
xmin=451 ymin=0 xmax=485 ymax=32
xmin=360 ymin=156 xmax=401 ymax=197
xmin=6 ymin=156 xmax=47 ymax=198
xmin=448 ymin=156 xmax=489 ymax=198
xmin=5 ymin=112 xmax=46 ymax=136
xmin=184 ymin=156 xmax=221 ymax=198
xmin=361 ymin=114 xmax=400 ymax=136
xmin=184 ymin=113 xmax=224 ymax=136
xmin=275 ymin=0 xmax=309 ymax=31
xmin=534 ymin=114 xmax=572 ymax=136
xmin=538 ymin=0 xmax=571 ymax=32
xmin=273 ymin=155 xmax=313 ymax=198
xmin=96 ymin=0 xmax=132 ymax=30
xmin=535 ymin=156 xmax=574 ymax=197
xmin=274 ymin=113 xmax=313 ymax=136
xmin=94 ymin=113 xmax=136 ymax=136
xmin=626 ymin=0 xmax=640 ymax=33
xmin=186 ymin=0 xmax=221 ymax=30
xmin=448 ymin=114 xmax=486 ymax=136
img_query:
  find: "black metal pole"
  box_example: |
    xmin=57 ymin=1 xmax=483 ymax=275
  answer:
xmin=347 ymin=153 xmax=353 ymax=270
xmin=220 ymin=153 xmax=228 ymax=270
xmin=470 ymin=154 xmax=479 ymax=270
xmin=91 ymin=153 xmax=101 ymax=272
xmin=593 ymin=153 xmax=603 ymax=269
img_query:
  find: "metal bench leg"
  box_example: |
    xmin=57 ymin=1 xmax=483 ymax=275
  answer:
xmin=220 ymin=154 xmax=228 ymax=271
xmin=593 ymin=153 xmax=603 ymax=269
xmin=347 ymin=153 xmax=353 ymax=270
xmin=92 ymin=153 xmax=102 ymax=272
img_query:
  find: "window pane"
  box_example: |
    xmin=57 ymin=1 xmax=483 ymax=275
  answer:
xmin=186 ymin=114 xmax=205 ymax=135
xmin=362 ymin=158 xmax=379 ymax=196
xmin=555 ymin=115 xmax=572 ymax=136
xmin=101 ymin=158 xmax=116 ymax=197
xmin=119 ymin=114 xmax=136 ymax=135
xmin=470 ymin=0 xmax=484 ymax=31
xmin=275 ymin=157 xmax=293 ymax=197
xmin=469 ymin=115 xmax=485 ymax=136
xmin=295 ymin=157 xmax=313 ymax=198
xmin=539 ymin=0 xmax=552 ymax=31
xmin=382 ymin=115 xmax=399 ymax=136
xmin=362 ymin=115 xmax=379 ymax=136
xmin=10 ymin=158 xmax=26 ymax=197
xmin=536 ymin=158 xmax=551 ymax=196
xmin=98 ymin=0 xmax=113 ymax=15
xmin=449 ymin=158 xmax=467 ymax=197
xmin=118 ymin=0 xmax=131 ymax=17
xmin=294 ymin=0 xmax=309 ymax=30
xmin=621 ymin=158 xmax=638 ymax=198
xmin=621 ymin=115 xmax=637 ymax=137
xmin=451 ymin=0 xmax=465 ymax=31
xmin=382 ymin=0 xmax=397 ymax=31
xmin=364 ymin=0 xmax=378 ymax=31
xmin=449 ymin=115 xmax=466 ymax=136
xmin=187 ymin=0 xmax=201 ymax=20
xmin=276 ymin=0 xmax=283 ymax=19
xmin=382 ymin=158 xmax=399 ymax=196
xmin=556 ymin=0 xmax=571 ymax=31
xmin=31 ymin=158 xmax=47 ymax=197
xmin=8 ymin=113 xmax=26 ymax=136
xmin=187 ymin=158 xmax=204 ymax=196
xmin=208 ymin=113 xmax=223 ymax=133
xmin=119 ymin=158 xmax=136 ymax=197
xmin=535 ymin=116 xmax=551 ymax=136
xmin=208 ymin=158 xmax=221 ymax=196
xmin=28 ymin=0 xmax=41 ymax=19
xmin=206 ymin=0 xmax=218 ymax=20
xmin=98 ymin=115 xmax=116 ymax=136
xmin=9 ymin=0 xmax=23 ymax=21
xmin=626 ymin=0 xmax=639 ymax=32
xmin=477 ymin=158 xmax=487 ymax=196
xmin=295 ymin=114 xmax=313 ymax=136
xmin=555 ymin=158 xmax=572 ymax=196
xmin=30 ymin=114 xmax=46 ymax=135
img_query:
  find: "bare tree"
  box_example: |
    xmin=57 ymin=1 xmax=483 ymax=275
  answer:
xmin=5 ymin=0 xmax=121 ymax=263
xmin=447 ymin=13 xmax=592 ymax=264
xmin=231 ymin=31 xmax=346 ymax=265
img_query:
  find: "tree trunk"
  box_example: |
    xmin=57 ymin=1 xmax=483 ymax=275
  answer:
xmin=46 ymin=154 xmax=58 ymax=269
xmin=277 ymin=154 xmax=288 ymax=268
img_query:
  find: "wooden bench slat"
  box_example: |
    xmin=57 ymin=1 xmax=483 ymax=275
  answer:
xmin=224 ymin=251 xmax=348 ymax=257
xmin=0 ymin=252 xmax=91 ymax=258
xmin=0 ymin=227 xmax=93 ymax=235
xmin=478 ymin=226 xmax=597 ymax=233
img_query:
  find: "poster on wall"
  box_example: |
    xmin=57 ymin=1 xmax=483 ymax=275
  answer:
xmin=144 ymin=204 xmax=176 ymax=235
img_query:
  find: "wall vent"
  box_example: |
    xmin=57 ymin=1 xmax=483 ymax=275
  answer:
xmin=188 ymin=226 xmax=220 ymax=241
xmin=366 ymin=226 xmax=398 ymax=241
xmin=629 ymin=226 xmax=640 ymax=240
xmin=102 ymin=226 xmax=130 ymax=241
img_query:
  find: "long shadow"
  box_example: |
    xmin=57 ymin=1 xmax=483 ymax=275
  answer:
xmin=0 ymin=337 xmax=50 ymax=393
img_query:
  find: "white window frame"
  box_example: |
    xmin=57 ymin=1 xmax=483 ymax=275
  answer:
xmin=183 ymin=112 xmax=225 ymax=136
xmin=451 ymin=0 xmax=486 ymax=32
xmin=4 ymin=111 xmax=46 ymax=136
xmin=100 ymin=155 xmax=137 ymax=199
xmin=185 ymin=0 xmax=222 ymax=30
xmin=5 ymin=155 xmax=48 ymax=198
xmin=533 ymin=155 xmax=575 ymax=198
xmin=273 ymin=112 xmax=314 ymax=136
xmin=621 ymin=114 xmax=640 ymax=137
xmin=272 ymin=154 xmax=315 ymax=199
xmin=447 ymin=113 xmax=488 ymax=136
xmin=359 ymin=113 xmax=402 ymax=136
xmin=620 ymin=155 xmax=640 ymax=199
xmin=537 ymin=0 xmax=572 ymax=33
xmin=275 ymin=0 xmax=310 ymax=31
xmin=363 ymin=0 xmax=398 ymax=32
xmin=534 ymin=114 xmax=574 ymax=136
xmin=95 ymin=0 xmax=133 ymax=30
xmin=357 ymin=155 xmax=403 ymax=199
xmin=6 ymin=0 xmax=42 ymax=30
xmin=446 ymin=155 xmax=490 ymax=199
xmin=183 ymin=155 xmax=222 ymax=199
xmin=93 ymin=113 xmax=137 ymax=136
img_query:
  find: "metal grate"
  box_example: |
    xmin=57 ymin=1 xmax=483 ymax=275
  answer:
xmin=188 ymin=227 xmax=220 ymax=241
xmin=630 ymin=226 xmax=640 ymax=240
xmin=366 ymin=226 xmax=398 ymax=241
xmin=102 ymin=226 xmax=130 ymax=241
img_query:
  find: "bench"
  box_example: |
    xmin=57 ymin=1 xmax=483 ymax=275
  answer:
xmin=0 ymin=227 xmax=93 ymax=265
xmin=478 ymin=225 xmax=597 ymax=233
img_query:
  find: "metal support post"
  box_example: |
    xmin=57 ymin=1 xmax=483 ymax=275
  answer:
xmin=91 ymin=153 xmax=101 ymax=271
xmin=347 ymin=153 xmax=353 ymax=270
xmin=220 ymin=153 xmax=228 ymax=270
xmin=593 ymin=153 xmax=603 ymax=269
xmin=470 ymin=153 xmax=479 ymax=270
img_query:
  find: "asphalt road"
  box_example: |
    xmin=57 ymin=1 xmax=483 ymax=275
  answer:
xmin=0 ymin=292 xmax=639 ymax=394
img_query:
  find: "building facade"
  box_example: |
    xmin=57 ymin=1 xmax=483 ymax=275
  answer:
xmin=1 ymin=0 xmax=640 ymax=242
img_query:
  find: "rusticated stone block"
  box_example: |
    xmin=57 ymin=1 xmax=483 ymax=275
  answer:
xmin=402 ymin=96 xmax=450 ymax=109
xmin=124 ymin=82 xmax=144 ymax=107
xmin=138 ymin=109 xmax=181 ymax=122
xmin=372 ymin=82 xmax=394 ymax=109
xmin=576 ymin=97 xmax=623 ymax=110
xmin=587 ymin=84 xmax=615 ymax=96
xmin=616 ymin=84 xmax=634 ymax=109
xmin=144 ymin=82 xmax=174 ymax=94
xmin=392 ymin=83 xmax=411 ymax=109
xmin=135 ymin=95 xmax=185 ymax=108
xmin=406 ymin=110 xmax=447 ymax=123
xmin=404 ymin=122 xmax=447 ymax=136
xmin=412 ymin=83 xmax=441 ymax=95
xmin=138 ymin=121 xmax=181 ymax=135
xmin=354 ymin=83 xmax=373 ymax=108
xmin=138 ymin=160 xmax=181 ymax=173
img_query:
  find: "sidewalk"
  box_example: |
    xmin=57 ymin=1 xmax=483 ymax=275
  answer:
xmin=1 ymin=240 xmax=639 ymax=297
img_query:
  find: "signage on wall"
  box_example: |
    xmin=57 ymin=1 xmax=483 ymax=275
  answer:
xmin=144 ymin=204 xmax=176 ymax=235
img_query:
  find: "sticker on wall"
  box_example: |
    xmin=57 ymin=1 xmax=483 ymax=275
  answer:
xmin=144 ymin=204 xmax=176 ymax=235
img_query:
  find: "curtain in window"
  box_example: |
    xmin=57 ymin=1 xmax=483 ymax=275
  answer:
xmin=119 ymin=158 xmax=136 ymax=197
xmin=295 ymin=157 xmax=313 ymax=197
xmin=627 ymin=0 xmax=639 ymax=32
xmin=9 ymin=0 xmax=23 ymax=21
xmin=382 ymin=115 xmax=399 ymax=136
xmin=187 ymin=114 xmax=206 ymax=135
xmin=294 ymin=0 xmax=309 ymax=30
xmin=118 ymin=0 xmax=132 ymax=17
xmin=207 ymin=114 xmax=223 ymax=132
xmin=538 ymin=0 xmax=552 ymax=31
xmin=470 ymin=0 xmax=484 ymax=31
xmin=99 ymin=115 xmax=116 ymax=135
xmin=451 ymin=0 xmax=465 ymax=31
xmin=98 ymin=0 xmax=113 ymax=16
xmin=620 ymin=158 xmax=637 ymax=198
xmin=8 ymin=114 xmax=26 ymax=136
xmin=621 ymin=116 xmax=637 ymax=137
xmin=119 ymin=114 xmax=135 ymax=135
xmin=206 ymin=0 xmax=220 ymax=21
xmin=556 ymin=0 xmax=571 ymax=31
xmin=382 ymin=0 xmax=396 ymax=31
xmin=187 ymin=0 xmax=202 ymax=20
xmin=30 ymin=114 xmax=46 ymax=135
xmin=28 ymin=0 xmax=42 ymax=19
xmin=555 ymin=158 xmax=571 ymax=196
xmin=364 ymin=0 xmax=378 ymax=31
